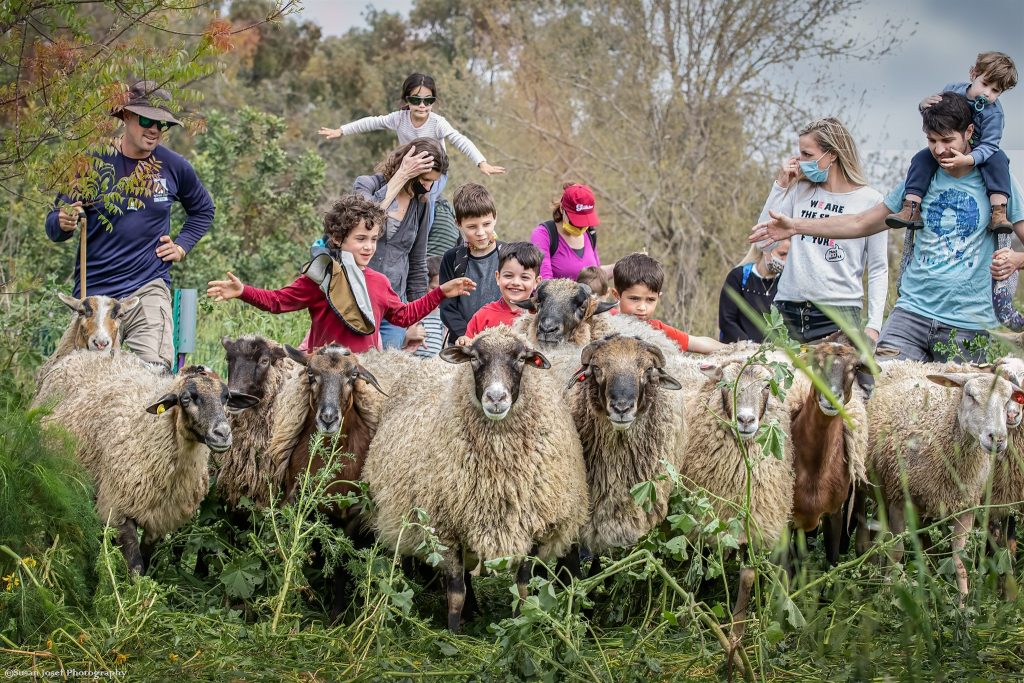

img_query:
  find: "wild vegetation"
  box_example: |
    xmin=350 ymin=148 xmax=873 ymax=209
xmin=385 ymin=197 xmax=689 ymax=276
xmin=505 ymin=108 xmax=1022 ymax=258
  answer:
xmin=3 ymin=1 xmax=1024 ymax=680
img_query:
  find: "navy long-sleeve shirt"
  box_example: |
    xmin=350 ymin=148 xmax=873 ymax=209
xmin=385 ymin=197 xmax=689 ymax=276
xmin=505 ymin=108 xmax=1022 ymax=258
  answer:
xmin=44 ymin=144 xmax=214 ymax=298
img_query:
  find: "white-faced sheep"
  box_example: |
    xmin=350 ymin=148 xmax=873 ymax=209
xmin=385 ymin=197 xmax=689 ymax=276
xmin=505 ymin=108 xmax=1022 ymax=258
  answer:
xmin=363 ymin=326 xmax=589 ymax=632
xmin=865 ymin=370 xmax=1024 ymax=600
xmin=39 ymin=351 xmax=257 ymax=572
xmin=566 ymin=335 xmax=685 ymax=555
xmin=679 ymin=356 xmax=793 ymax=651
xmin=35 ymin=292 xmax=139 ymax=383
xmin=216 ymin=335 xmax=297 ymax=508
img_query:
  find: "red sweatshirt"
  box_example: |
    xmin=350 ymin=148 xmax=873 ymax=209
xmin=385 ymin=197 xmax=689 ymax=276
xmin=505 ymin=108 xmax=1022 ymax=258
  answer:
xmin=465 ymin=297 xmax=522 ymax=338
xmin=240 ymin=267 xmax=445 ymax=353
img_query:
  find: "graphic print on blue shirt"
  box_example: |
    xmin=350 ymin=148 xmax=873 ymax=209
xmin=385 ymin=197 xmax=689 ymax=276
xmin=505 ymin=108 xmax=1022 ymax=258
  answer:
xmin=923 ymin=189 xmax=981 ymax=269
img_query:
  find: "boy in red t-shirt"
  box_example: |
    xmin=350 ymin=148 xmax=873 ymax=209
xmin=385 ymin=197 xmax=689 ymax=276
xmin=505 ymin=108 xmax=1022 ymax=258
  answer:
xmin=207 ymin=195 xmax=475 ymax=352
xmin=612 ymin=253 xmax=724 ymax=354
xmin=457 ymin=242 xmax=544 ymax=345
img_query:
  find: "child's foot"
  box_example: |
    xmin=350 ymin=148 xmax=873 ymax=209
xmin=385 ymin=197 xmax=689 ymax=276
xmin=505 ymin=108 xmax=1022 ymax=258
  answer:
xmin=988 ymin=203 xmax=1012 ymax=235
xmin=885 ymin=200 xmax=924 ymax=230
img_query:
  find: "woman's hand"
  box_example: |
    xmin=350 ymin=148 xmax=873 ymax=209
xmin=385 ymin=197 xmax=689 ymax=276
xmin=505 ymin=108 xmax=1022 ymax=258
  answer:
xmin=440 ymin=277 xmax=477 ymax=298
xmin=397 ymin=146 xmax=435 ymax=183
xmin=775 ymin=156 xmax=799 ymax=188
xmin=478 ymin=161 xmax=506 ymax=176
xmin=318 ymin=127 xmax=342 ymax=140
xmin=57 ymin=201 xmax=83 ymax=232
xmin=991 ymin=247 xmax=1024 ymax=281
xmin=207 ymin=272 xmax=244 ymax=301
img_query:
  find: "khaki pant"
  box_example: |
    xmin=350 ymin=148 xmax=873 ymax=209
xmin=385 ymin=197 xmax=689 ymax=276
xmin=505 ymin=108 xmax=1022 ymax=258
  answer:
xmin=120 ymin=279 xmax=174 ymax=369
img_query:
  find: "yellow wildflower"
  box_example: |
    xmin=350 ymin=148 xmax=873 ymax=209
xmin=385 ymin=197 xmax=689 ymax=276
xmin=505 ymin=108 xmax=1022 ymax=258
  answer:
xmin=168 ymin=653 xmax=179 ymax=663
xmin=3 ymin=573 xmax=20 ymax=591
xmin=21 ymin=557 xmax=37 ymax=568
xmin=114 ymin=652 xmax=129 ymax=665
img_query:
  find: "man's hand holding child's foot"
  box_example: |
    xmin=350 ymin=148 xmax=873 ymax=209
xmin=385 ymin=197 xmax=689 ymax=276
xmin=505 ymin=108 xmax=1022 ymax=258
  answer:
xmin=441 ymin=277 xmax=477 ymax=298
xmin=207 ymin=272 xmax=244 ymax=302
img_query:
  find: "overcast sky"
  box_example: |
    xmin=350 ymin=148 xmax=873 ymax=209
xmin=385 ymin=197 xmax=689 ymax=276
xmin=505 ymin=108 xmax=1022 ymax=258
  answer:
xmin=299 ymin=0 xmax=1022 ymax=160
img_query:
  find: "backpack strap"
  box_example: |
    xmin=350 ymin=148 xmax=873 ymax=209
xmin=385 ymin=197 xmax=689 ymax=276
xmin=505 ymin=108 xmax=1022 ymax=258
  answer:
xmin=543 ymin=220 xmax=559 ymax=257
xmin=741 ymin=262 xmax=754 ymax=287
xmin=586 ymin=227 xmax=597 ymax=252
xmin=452 ymin=244 xmax=470 ymax=279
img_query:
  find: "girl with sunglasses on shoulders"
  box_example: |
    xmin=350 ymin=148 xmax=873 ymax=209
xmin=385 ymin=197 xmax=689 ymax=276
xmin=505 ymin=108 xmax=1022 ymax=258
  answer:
xmin=318 ymin=73 xmax=505 ymax=178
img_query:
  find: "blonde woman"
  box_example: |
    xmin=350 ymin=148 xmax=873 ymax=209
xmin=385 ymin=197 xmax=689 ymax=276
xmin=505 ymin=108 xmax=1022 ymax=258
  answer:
xmin=718 ymin=240 xmax=790 ymax=343
xmin=757 ymin=118 xmax=888 ymax=343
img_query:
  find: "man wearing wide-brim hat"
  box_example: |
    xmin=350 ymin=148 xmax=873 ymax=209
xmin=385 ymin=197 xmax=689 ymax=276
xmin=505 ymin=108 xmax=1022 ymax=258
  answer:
xmin=44 ymin=80 xmax=215 ymax=370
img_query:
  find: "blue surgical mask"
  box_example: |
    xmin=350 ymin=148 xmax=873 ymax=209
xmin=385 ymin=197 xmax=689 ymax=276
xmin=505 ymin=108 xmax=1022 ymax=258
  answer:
xmin=799 ymin=153 xmax=831 ymax=183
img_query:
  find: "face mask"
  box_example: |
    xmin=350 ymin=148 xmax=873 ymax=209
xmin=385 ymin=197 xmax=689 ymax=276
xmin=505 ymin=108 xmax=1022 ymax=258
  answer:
xmin=412 ymin=179 xmax=430 ymax=197
xmin=562 ymin=221 xmax=586 ymax=237
xmin=766 ymin=256 xmax=786 ymax=274
xmin=799 ymin=153 xmax=831 ymax=183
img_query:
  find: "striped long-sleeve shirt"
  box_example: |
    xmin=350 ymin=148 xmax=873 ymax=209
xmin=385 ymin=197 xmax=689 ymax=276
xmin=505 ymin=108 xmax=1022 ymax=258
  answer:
xmin=340 ymin=110 xmax=487 ymax=166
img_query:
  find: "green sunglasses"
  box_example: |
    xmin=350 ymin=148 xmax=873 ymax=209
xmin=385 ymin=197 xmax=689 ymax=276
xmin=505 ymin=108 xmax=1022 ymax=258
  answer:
xmin=137 ymin=115 xmax=175 ymax=132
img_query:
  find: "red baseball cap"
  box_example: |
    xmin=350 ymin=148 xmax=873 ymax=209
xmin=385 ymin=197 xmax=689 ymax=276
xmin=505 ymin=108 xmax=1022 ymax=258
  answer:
xmin=560 ymin=184 xmax=600 ymax=227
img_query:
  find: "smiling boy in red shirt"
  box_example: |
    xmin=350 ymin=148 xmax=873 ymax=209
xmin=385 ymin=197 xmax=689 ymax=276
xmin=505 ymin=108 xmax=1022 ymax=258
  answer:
xmin=457 ymin=242 xmax=544 ymax=344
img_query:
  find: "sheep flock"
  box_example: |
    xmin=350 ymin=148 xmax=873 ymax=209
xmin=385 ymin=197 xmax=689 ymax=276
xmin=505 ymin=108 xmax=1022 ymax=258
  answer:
xmin=31 ymin=281 xmax=1024 ymax=650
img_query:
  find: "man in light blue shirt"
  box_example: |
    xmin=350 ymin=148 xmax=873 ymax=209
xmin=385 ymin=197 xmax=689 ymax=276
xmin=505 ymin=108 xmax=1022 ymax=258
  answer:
xmin=751 ymin=92 xmax=1024 ymax=361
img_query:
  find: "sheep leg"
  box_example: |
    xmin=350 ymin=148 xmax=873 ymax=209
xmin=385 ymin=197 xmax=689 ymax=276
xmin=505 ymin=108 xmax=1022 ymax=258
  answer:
xmin=513 ymin=558 xmax=534 ymax=617
xmin=555 ymin=544 xmax=582 ymax=584
xmin=116 ymin=519 xmax=145 ymax=575
xmin=463 ymin=569 xmax=478 ymax=621
xmin=885 ymin=502 xmax=906 ymax=566
xmin=854 ymin=492 xmax=872 ymax=556
xmin=140 ymin=533 xmax=157 ymax=571
xmin=445 ymin=554 xmax=467 ymax=633
xmin=728 ymin=567 xmax=756 ymax=671
xmin=951 ymin=511 xmax=974 ymax=605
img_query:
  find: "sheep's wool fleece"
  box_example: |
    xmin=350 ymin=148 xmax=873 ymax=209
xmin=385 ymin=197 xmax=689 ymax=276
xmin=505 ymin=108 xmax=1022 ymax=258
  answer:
xmin=681 ymin=372 xmax=794 ymax=548
xmin=39 ymin=351 xmax=211 ymax=538
xmin=868 ymin=377 xmax=995 ymax=517
xmin=217 ymin=357 xmax=299 ymax=508
xmin=783 ymin=372 xmax=869 ymax=488
xmin=990 ymin=439 xmax=1024 ymax=518
xmin=364 ymin=331 xmax=589 ymax=562
xmin=568 ymin=373 xmax=686 ymax=550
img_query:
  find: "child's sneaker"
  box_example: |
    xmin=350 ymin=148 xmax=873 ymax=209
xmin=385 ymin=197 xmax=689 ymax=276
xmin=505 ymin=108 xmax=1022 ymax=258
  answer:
xmin=885 ymin=200 xmax=924 ymax=230
xmin=988 ymin=203 xmax=1012 ymax=234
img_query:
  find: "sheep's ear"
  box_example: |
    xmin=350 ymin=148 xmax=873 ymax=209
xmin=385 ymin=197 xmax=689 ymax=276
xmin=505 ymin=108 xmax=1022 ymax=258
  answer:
xmin=439 ymin=345 xmax=474 ymax=364
xmin=639 ymin=339 xmax=667 ymax=368
xmin=525 ymin=350 xmax=550 ymax=370
xmin=285 ymin=345 xmax=309 ymax=366
xmin=699 ymin=363 xmax=723 ymax=382
xmin=356 ymin=366 xmax=389 ymax=396
xmin=221 ymin=336 xmax=234 ymax=351
xmin=565 ymin=366 xmax=590 ymax=391
xmin=926 ymin=372 xmax=969 ymax=388
xmin=227 ymin=391 xmax=260 ymax=410
xmin=874 ymin=346 xmax=901 ymax=359
xmin=513 ymin=298 xmax=537 ymax=312
xmin=651 ymin=367 xmax=682 ymax=391
xmin=581 ymin=337 xmax=611 ymax=367
xmin=270 ymin=343 xmax=288 ymax=363
xmin=594 ymin=299 xmax=617 ymax=315
xmin=57 ymin=292 xmax=84 ymax=313
xmin=116 ymin=296 xmax=140 ymax=316
xmin=1012 ymin=388 xmax=1024 ymax=405
xmin=992 ymin=330 xmax=1024 ymax=349
xmin=146 ymin=393 xmax=179 ymax=415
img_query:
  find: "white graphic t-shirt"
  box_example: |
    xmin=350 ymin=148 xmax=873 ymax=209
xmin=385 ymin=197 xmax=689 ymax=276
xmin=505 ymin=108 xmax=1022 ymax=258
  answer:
xmin=757 ymin=182 xmax=888 ymax=330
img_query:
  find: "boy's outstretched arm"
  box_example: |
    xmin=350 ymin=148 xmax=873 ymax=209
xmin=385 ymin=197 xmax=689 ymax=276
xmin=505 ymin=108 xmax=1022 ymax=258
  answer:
xmin=688 ymin=335 xmax=726 ymax=354
xmin=207 ymin=272 xmax=244 ymax=301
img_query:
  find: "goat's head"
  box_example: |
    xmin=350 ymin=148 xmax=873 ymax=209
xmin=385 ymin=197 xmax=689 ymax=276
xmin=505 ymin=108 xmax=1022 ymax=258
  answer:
xmin=145 ymin=366 xmax=258 ymax=453
xmin=700 ymin=360 xmax=774 ymax=441
xmin=286 ymin=344 xmax=386 ymax=434
xmin=927 ymin=372 xmax=1024 ymax=454
xmin=439 ymin=327 xmax=550 ymax=421
xmin=570 ymin=334 xmax=682 ymax=430
xmin=57 ymin=292 xmax=139 ymax=353
xmin=515 ymin=279 xmax=615 ymax=347
xmin=222 ymin=335 xmax=288 ymax=408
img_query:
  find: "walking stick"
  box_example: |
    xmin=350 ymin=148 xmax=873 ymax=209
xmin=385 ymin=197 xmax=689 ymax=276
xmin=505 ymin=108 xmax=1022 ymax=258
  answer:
xmin=77 ymin=208 xmax=87 ymax=297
